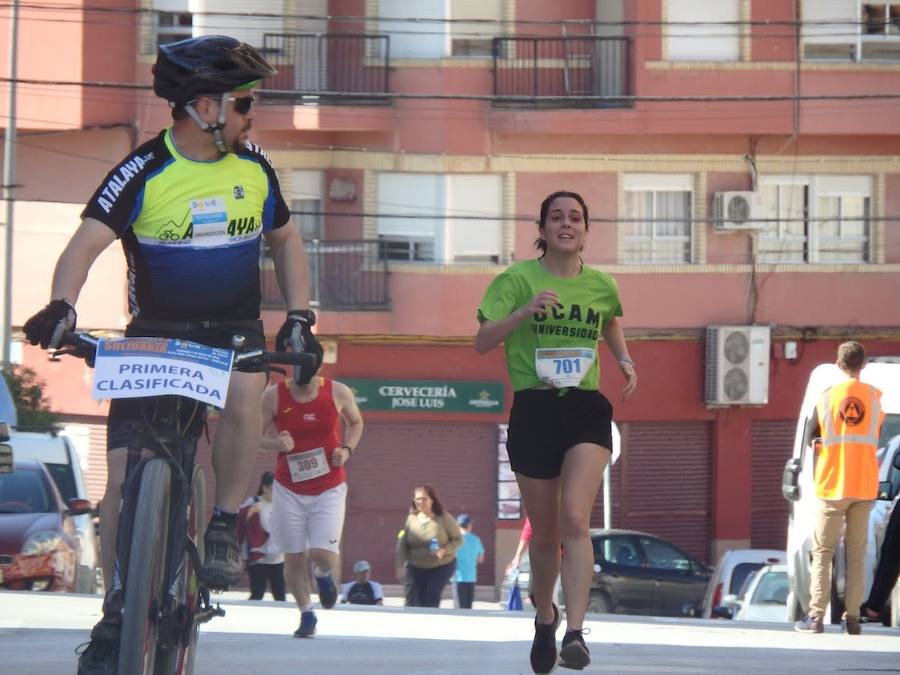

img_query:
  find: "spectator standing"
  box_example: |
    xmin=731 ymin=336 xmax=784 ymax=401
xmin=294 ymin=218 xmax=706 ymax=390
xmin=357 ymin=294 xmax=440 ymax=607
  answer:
xmin=340 ymin=560 xmax=384 ymax=605
xmin=454 ymin=514 xmax=485 ymax=609
xmin=795 ymin=341 xmax=884 ymax=635
xmin=395 ymin=484 xmax=463 ymax=608
xmin=238 ymin=472 xmax=286 ymax=601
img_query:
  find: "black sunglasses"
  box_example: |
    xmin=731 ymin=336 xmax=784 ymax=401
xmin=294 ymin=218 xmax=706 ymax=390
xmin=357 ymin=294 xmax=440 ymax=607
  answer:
xmin=230 ymin=96 xmax=254 ymax=115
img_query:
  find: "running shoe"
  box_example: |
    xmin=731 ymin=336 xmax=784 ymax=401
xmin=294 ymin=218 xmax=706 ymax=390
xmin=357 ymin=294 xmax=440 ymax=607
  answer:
xmin=294 ymin=610 xmax=318 ymax=638
xmin=530 ymin=603 xmax=560 ymax=674
xmin=202 ymin=517 xmax=242 ymax=589
xmin=75 ymin=590 xmax=122 ymax=675
xmin=793 ymin=615 xmax=824 ymax=633
xmin=316 ymin=572 xmax=338 ymax=609
xmin=559 ymin=628 xmax=591 ymax=670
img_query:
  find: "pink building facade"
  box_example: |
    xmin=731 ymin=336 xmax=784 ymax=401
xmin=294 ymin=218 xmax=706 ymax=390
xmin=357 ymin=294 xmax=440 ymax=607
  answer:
xmin=3 ymin=0 xmax=899 ymax=586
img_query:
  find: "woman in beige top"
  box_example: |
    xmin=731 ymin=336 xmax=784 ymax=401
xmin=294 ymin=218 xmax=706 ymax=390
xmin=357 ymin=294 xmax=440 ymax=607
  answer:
xmin=395 ymin=484 xmax=463 ymax=607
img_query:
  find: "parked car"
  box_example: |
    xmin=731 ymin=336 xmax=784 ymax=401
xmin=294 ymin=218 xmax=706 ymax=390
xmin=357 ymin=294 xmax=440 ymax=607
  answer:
xmin=0 ymin=458 xmax=92 ymax=591
xmin=587 ymin=528 xmax=712 ymax=617
xmin=9 ymin=429 xmax=100 ymax=593
xmin=700 ymin=548 xmax=786 ymax=619
xmin=718 ymin=564 xmax=790 ymax=622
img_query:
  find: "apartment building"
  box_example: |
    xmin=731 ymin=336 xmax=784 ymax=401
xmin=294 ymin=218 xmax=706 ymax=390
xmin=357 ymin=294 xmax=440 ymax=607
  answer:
xmin=2 ymin=0 xmax=899 ymax=588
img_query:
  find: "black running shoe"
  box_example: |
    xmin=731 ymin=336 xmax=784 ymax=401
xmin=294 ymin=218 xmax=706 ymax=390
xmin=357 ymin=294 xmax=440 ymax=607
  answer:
xmin=202 ymin=517 xmax=242 ymax=589
xmin=559 ymin=628 xmax=591 ymax=670
xmin=530 ymin=603 xmax=560 ymax=674
xmin=316 ymin=572 xmax=338 ymax=609
xmin=293 ymin=610 xmax=318 ymax=638
xmin=75 ymin=590 xmax=122 ymax=675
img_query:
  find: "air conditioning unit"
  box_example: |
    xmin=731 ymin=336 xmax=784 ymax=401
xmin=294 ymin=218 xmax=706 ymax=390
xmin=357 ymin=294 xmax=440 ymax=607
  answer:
xmin=705 ymin=325 xmax=770 ymax=405
xmin=713 ymin=191 xmax=766 ymax=231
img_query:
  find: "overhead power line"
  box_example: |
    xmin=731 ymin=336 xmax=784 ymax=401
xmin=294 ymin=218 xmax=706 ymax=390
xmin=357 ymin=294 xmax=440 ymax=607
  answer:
xmin=1 ymin=77 xmax=899 ymax=104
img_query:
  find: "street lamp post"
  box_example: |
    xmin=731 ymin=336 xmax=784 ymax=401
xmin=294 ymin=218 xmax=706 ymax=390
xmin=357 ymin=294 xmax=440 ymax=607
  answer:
xmin=2 ymin=0 xmax=19 ymax=365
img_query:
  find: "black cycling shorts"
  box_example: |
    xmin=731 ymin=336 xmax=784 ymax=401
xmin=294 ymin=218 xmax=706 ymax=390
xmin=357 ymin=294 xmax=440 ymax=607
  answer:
xmin=106 ymin=319 xmax=266 ymax=452
xmin=506 ymin=388 xmax=614 ymax=480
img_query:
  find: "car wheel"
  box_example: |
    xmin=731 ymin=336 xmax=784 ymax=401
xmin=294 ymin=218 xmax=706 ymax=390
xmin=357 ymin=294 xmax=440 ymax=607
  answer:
xmin=587 ymin=593 xmax=611 ymax=614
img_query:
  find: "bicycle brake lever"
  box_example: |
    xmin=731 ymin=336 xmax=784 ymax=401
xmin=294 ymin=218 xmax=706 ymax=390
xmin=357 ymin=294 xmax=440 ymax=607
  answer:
xmin=269 ymin=366 xmax=288 ymax=377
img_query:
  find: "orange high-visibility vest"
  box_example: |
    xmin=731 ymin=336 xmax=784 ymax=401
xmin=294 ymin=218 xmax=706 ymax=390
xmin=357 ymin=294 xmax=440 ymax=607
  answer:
xmin=814 ymin=379 xmax=883 ymax=500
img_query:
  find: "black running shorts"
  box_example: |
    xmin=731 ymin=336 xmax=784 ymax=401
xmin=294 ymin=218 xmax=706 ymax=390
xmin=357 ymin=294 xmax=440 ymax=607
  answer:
xmin=106 ymin=319 xmax=266 ymax=452
xmin=506 ymin=388 xmax=614 ymax=479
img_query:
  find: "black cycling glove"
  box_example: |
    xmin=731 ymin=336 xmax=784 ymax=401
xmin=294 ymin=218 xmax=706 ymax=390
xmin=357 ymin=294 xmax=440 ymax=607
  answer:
xmin=276 ymin=309 xmax=323 ymax=384
xmin=23 ymin=299 xmax=77 ymax=349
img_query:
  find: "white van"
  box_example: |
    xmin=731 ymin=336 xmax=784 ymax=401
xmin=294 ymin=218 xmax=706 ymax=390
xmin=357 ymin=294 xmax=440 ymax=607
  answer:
xmin=10 ymin=430 xmax=100 ymax=594
xmin=782 ymin=361 xmax=900 ymax=624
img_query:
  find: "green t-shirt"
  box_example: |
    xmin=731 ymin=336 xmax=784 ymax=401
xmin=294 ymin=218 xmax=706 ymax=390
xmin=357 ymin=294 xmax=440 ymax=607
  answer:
xmin=477 ymin=259 xmax=623 ymax=391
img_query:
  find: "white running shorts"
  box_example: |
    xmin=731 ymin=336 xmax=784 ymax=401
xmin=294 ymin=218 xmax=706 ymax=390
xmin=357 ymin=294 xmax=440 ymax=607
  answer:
xmin=269 ymin=479 xmax=347 ymax=554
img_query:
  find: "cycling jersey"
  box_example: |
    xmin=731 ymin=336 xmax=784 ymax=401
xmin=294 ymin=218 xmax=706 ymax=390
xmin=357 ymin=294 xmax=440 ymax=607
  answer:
xmin=81 ymin=128 xmax=291 ymax=321
xmin=477 ymin=259 xmax=623 ymax=391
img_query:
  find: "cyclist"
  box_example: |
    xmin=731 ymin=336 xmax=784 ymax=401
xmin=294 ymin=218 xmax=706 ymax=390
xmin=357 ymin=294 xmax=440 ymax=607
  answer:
xmin=259 ymin=350 xmax=364 ymax=638
xmin=22 ymin=35 xmax=318 ymax=674
xmin=475 ymin=191 xmax=636 ymax=673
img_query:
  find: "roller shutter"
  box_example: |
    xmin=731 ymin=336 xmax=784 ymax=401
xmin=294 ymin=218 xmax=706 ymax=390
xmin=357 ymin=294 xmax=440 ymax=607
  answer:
xmin=595 ymin=421 xmax=712 ymax=563
xmin=751 ymin=420 xmax=794 ymax=550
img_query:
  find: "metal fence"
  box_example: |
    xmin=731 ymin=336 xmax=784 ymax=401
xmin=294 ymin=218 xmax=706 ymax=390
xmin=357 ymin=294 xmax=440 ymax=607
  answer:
xmin=262 ymin=240 xmax=390 ymax=311
xmin=260 ymin=33 xmax=390 ymax=104
xmin=492 ymin=36 xmax=631 ymax=108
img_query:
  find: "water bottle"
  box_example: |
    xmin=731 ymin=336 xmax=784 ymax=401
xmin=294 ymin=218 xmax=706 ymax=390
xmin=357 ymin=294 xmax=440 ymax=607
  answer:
xmin=430 ymin=537 xmax=439 ymax=553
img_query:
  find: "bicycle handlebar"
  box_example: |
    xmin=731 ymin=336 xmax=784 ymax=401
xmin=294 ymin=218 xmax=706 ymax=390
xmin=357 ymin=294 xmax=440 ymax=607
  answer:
xmin=57 ymin=331 xmax=317 ymax=369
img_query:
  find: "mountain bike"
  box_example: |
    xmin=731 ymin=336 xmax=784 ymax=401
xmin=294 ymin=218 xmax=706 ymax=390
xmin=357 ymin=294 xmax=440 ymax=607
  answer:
xmin=59 ymin=331 xmax=312 ymax=675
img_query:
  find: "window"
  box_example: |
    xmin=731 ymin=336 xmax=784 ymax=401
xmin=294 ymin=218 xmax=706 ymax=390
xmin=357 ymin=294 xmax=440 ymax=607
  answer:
xmin=667 ymin=0 xmax=740 ymax=61
xmin=758 ymin=176 xmax=871 ymax=263
xmin=802 ymin=1 xmax=900 ymax=61
xmin=863 ymin=2 xmax=900 ymax=35
xmin=759 ymin=184 xmax=807 ymax=263
xmin=638 ymin=536 xmax=692 ymax=572
xmin=156 ymin=11 xmax=193 ymax=45
xmin=153 ymin=1 xmax=192 ymax=47
xmin=596 ymin=535 xmax=643 ymax=567
xmin=378 ymin=0 xmax=501 ymax=58
xmin=623 ymin=174 xmax=693 ymax=264
xmin=375 ymin=173 xmax=502 ymax=263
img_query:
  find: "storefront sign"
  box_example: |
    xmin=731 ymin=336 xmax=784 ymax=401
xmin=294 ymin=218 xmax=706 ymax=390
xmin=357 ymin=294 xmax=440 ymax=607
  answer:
xmin=343 ymin=379 xmax=504 ymax=413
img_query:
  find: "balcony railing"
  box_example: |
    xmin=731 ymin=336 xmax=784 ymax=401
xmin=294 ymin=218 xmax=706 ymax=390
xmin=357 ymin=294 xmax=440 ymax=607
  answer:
xmin=260 ymin=33 xmax=391 ymax=104
xmin=262 ymin=240 xmax=391 ymax=311
xmin=492 ymin=36 xmax=631 ymax=108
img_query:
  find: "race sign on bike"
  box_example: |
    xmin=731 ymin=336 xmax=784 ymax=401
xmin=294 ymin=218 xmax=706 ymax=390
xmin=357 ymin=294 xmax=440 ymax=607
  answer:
xmin=91 ymin=337 xmax=234 ymax=407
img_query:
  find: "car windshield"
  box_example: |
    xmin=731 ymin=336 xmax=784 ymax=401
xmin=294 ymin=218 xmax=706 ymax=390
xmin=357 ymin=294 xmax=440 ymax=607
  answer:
xmin=0 ymin=469 xmax=51 ymax=513
xmin=750 ymin=570 xmax=789 ymax=605
xmin=730 ymin=562 xmax=764 ymax=594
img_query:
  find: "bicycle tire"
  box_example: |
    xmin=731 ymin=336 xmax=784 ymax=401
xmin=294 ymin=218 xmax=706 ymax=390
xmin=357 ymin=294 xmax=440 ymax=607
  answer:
xmin=119 ymin=459 xmax=172 ymax=675
xmin=155 ymin=465 xmax=206 ymax=675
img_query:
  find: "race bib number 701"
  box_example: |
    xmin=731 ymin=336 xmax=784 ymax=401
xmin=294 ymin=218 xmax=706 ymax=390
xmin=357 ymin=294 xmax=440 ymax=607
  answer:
xmin=535 ymin=348 xmax=595 ymax=388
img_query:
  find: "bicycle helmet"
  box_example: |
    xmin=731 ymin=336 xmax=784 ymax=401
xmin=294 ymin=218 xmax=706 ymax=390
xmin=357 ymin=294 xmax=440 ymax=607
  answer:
xmin=153 ymin=35 xmax=276 ymax=152
xmin=153 ymin=35 xmax=276 ymax=105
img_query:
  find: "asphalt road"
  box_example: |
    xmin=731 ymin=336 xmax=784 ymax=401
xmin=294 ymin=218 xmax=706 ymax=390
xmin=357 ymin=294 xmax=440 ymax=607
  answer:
xmin=1 ymin=591 xmax=898 ymax=674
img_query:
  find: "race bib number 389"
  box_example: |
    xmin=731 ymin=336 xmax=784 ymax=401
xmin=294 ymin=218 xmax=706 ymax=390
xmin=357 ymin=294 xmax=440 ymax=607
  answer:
xmin=535 ymin=348 xmax=595 ymax=388
xmin=287 ymin=447 xmax=330 ymax=483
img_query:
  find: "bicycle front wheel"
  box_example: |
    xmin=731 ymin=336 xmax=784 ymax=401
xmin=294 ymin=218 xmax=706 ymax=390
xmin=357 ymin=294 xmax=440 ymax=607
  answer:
xmin=120 ymin=459 xmax=172 ymax=675
xmin=155 ymin=464 xmax=206 ymax=675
